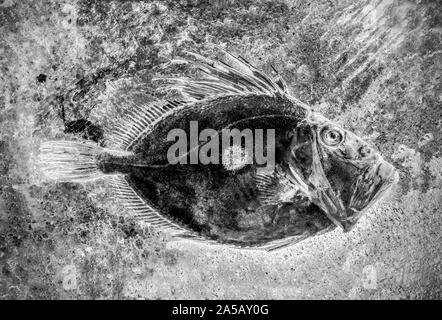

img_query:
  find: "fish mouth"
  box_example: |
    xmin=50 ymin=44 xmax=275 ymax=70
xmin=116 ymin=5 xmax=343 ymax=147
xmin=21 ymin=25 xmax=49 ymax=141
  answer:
xmin=339 ymin=160 xmax=399 ymax=231
xmin=309 ymin=159 xmax=398 ymax=232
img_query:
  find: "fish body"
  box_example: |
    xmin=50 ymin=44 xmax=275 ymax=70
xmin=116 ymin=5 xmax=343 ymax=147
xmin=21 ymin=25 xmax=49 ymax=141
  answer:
xmin=40 ymin=51 xmax=398 ymax=250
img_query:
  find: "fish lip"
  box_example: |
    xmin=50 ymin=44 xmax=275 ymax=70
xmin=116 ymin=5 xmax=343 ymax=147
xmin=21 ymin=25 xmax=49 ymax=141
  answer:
xmin=339 ymin=160 xmax=399 ymax=232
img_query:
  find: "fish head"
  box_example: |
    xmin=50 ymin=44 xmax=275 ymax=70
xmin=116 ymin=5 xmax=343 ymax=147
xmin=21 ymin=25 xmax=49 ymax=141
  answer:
xmin=288 ymin=112 xmax=398 ymax=231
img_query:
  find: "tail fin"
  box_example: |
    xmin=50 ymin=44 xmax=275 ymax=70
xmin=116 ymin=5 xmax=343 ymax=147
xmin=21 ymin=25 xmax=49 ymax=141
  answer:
xmin=39 ymin=140 xmax=104 ymax=182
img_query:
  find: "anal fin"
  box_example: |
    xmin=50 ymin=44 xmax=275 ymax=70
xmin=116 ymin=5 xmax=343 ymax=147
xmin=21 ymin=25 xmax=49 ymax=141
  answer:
xmin=109 ymin=175 xmax=194 ymax=237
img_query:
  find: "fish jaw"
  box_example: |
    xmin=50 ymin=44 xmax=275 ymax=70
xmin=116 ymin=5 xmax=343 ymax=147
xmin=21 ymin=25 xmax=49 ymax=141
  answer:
xmin=340 ymin=159 xmax=399 ymax=231
xmin=305 ymin=151 xmax=398 ymax=232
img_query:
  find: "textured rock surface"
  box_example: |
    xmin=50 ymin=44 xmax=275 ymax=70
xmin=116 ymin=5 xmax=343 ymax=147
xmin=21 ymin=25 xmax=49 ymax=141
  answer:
xmin=0 ymin=0 xmax=441 ymax=299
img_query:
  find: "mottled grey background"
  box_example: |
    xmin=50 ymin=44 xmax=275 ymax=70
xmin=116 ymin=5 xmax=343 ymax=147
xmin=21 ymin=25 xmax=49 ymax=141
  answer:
xmin=0 ymin=0 xmax=441 ymax=299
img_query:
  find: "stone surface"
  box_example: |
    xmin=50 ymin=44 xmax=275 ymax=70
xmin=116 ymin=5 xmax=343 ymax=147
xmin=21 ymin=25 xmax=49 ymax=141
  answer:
xmin=0 ymin=0 xmax=441 ymax=299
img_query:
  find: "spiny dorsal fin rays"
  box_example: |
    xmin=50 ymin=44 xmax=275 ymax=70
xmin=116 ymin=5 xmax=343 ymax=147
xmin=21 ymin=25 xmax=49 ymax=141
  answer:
xmin=206 ymin=50 xmax=279 ymax=91
xmin=196 ymin=61 xmax=273 ymax=95
xmin=275 ymin=77 xmax=288 ymax=92
xmin=192 ymin=50 xmax=315 ymax=113
xmin=157 ymin=77 xmax=246 ymax=101
xmin=270 ymin=64 xmax=289 ymax=93
xmin=229 ymin=55 xmax=280 ymax=92
xmin=185 ymin=50 xmax=284 ymax=95
xmin=110 ymin=50 xmax=305 ymax=150
xmin=154 ymin=50 xmax=291 ymax=102
xmin=110 ymin=50 xmax=307 ymax=151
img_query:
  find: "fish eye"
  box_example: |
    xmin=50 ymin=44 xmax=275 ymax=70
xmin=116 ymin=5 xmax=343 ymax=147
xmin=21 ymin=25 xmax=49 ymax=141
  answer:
xmin=320 ymin=127 xmax=344 ymax=147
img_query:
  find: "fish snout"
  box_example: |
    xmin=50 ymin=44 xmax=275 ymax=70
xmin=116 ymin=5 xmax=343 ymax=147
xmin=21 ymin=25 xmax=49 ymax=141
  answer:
xmin=341 ymin=160 xmax=399 ymax=231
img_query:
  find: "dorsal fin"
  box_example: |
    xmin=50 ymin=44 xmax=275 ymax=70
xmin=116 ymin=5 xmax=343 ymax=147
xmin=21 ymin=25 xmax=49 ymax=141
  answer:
xmin=108 ymin=50 xmax=305 ymax=152
xmin=154 ymin=49 xmax=291 ymax=102
xmin=270 ymin=64 xmax=289 ymax=93
xmin=107 ymin=99 xmax=187 ymax=151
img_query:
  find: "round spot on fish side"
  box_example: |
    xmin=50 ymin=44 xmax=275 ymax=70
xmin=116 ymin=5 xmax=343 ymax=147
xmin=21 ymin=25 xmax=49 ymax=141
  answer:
xmin=222 ymin=145 xmax=252 ymax=171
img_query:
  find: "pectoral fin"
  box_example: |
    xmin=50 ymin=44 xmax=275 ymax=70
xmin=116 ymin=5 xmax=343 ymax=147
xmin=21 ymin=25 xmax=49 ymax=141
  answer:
xmin=255 ymin=167 xmax=311 ymax=207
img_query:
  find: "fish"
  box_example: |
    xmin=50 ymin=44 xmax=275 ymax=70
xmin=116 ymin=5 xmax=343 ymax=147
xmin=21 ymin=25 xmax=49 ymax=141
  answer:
xmin=39 ymin=50 xmax=398 ymax=251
